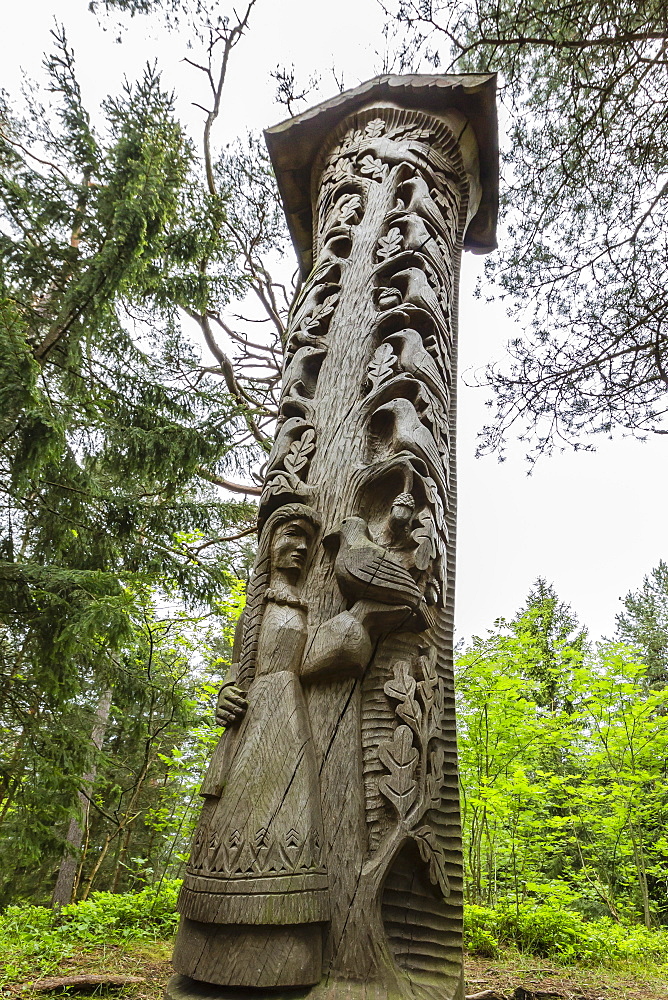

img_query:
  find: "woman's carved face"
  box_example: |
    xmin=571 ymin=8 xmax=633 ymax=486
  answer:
xmin=270 ymin=519 xmax=314 ymax=577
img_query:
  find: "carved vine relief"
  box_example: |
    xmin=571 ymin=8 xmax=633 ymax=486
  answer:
xmin=172 ymin=104 xmax=473 ymax=998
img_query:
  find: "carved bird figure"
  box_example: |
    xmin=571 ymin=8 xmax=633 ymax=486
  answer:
xmin=265 ymin=416 xmax=312 ymax=477
xmin=385 ymin=329 xmax=450 ymax=403
xmin=386 ymin=267 xmax=443 ymax=318
xmin=397 ymin=212 xmax=439 ymax=257
xmin=399 ymin=173 xmax=455 ymax=233
xmin=371 ymin=397 xmax=448 ymax=489
xmin=289 ymin=274 xmax=339 ymax=328
xmin=326 ymin=516 xmax=424 ymax=613
xmin=281 ymin=346 xmax=327 ymax=408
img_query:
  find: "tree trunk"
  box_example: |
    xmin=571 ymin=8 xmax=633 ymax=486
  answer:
xmin=51 ymin=686 xmax=112 ymax=907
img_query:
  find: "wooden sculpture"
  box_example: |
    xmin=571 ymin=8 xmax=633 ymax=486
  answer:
xmin=167 ymin=73 xmax=498 ymax=1000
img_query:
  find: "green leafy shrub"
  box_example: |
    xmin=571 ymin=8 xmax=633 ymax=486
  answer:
xmin=58 ymin=881 xmax=180 ymax=940
xmin=464 ymin=902 xmax=668 ymax=966
xmin=0 ymin=880 xmax=181 ymax=985
xmin=463 ymin=905 xmax=500 ymax=957
xmin=496 ymin=904 xmax=606 ymax=962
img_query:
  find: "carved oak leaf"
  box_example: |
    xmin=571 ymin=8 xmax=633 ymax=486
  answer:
xmin=376 ymin=227 xmax=403 ymax=261
xmin=417 ymin=674 xmax=436 ymax=718
xmin=411 ymin=509 xmax=438 ymax=572
xmin=261 ymin=473 xmax=293 ymax=500
xmin=345 ymin=129 xmax=365 ymax=149
xmin=298 ymin=293 xmax=339 ymax=335
xmin=421 ymin=650 xmax=438 ymax=686
xmin=384 ymin=660 xmax=416 ymax=704
xmin=366 ymin=342 xmax=396 ymax=392
xmin=419 ymin=653 xmax=442 ymax=735
xmin=260 ymin=472 xmax=308 ymax=503
xmin=397 ymin=691 xmax=422 ymax=733
xmin=283 ymin=428 xmax=316 ymax=477
xmin=413 ymin=825 xmax=451 ymax=898
xmin=358 ymin=154 xmax=386 ymax=181
xmin=427 ymin=747 xmax=444 ymax=808
xmin=378 ymin=725 xmax=418 ymax=819
xmin=325 ymin=136 xmax=353 ymax=166
xmin=330 ymin=156 xmax=355 ymax=183
xmin=387 ymin=125 xmax=432 ymax=143
xmin=385 ymin=660 xmax=422 ymax=735
xmin=365 ymin=118 xmax=386 ymax=138
xmin=423 ymin=475 xmax=447 ymax=534
xmin=419 ymin=679 xmax=440 ymax=743
xmin=333 ymin=192 xmax=362 ymax=225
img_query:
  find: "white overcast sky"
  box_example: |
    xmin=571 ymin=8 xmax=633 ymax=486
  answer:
xmin=4 ymin=0 xmax=667 ymax=644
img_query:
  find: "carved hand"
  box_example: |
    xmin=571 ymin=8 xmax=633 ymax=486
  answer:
xmin=215 ymin=682 xmax=248 ymax=726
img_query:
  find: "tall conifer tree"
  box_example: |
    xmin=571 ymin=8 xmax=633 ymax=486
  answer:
xmin=0 ymin=26 xmax=258 ymax=898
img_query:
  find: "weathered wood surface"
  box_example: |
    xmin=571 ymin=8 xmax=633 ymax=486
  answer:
xmin=165 ymin=971 xmax=464 ymax=1000
xmin=169 ymin=74 xmax=497 ymax=1000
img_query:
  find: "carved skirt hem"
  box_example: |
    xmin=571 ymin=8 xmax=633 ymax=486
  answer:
xmin=177 ymin=884 xmax=330 ymax=924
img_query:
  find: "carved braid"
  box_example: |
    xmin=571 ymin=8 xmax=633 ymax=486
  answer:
xmin=236 ymin=503 xmax=321 ymax=692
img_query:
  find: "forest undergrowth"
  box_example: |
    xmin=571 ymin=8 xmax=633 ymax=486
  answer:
xmin=2 ymin=884 xmax=668 ymax=999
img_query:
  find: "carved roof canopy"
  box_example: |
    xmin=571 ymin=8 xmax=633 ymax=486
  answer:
xmin=264 ymin=73 xmax=498 ymax=277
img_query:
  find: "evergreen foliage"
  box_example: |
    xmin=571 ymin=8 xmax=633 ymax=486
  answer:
xmin=617 ymin=560 xmax=668 ymax=688
xmin=510 ymin=578 xmax=587 ymax=710
xmin=0 ymin=24 xmax=257 ymax=902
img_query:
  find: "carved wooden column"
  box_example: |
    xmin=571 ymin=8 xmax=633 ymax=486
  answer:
xmin=167 ymin=74 xmax=498 ymax=1000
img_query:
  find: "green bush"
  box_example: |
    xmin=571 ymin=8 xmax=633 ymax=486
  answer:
xmin=463 ymin=905 xmax=500 ymax=958
xmin=463 ymin=901 xmax=668 ymax=966
xmin=58 ymin=881 xmax=180 ymax=940
xmin=0 ymin=880 xmax=181 ymax=985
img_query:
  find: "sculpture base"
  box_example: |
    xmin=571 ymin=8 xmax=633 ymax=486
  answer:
xmin=164 ymin=972 xmax=464 ymax=1000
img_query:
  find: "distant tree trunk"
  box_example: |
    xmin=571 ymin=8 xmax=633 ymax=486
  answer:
xmin=80 ymin=829 xmax=117 ymax=901
xmin=110 ymin=759 xmax=152 ymax=892
xmin=630 ymin=825 xmax=653 ymax=929
xmin=51 ymin=687 xmax=113 ymax=907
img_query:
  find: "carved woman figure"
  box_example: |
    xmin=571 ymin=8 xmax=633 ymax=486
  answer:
xmin=172 ymin=503 xmax=329 ymax=989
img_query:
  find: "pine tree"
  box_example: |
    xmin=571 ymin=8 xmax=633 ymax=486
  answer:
xmin=617 ymin=561 xmax=668 ymax=689
xmin=511 ymin=578 xmax=587 ymax=711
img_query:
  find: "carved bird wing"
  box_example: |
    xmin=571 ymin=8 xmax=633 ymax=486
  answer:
xmin=345 ymin=544 xmax=423 ymax=605
xmin=415 ymin=423 xmax=448 ymax=481
xmin=377 ymin=398 xmax=444 ymax=478
xmin=390 ymin=331 xmax=444 ymax=392
xmin=413 ymin=346 xmax=445 ymax=390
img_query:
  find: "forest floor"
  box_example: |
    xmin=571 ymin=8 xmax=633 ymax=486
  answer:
xmin=4 ymin=942 xmax=668 ymax=1000
xmin=464 ymin=952 xmax=668 ymax=998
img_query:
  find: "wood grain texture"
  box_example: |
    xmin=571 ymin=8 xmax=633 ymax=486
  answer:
xmin=168 ymin=83 xmax=494 ymax=1000
xmin=165 ymin=972 xmax=465 ymax=1000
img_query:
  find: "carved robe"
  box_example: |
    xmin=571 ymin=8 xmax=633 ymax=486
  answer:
xmin=173 ymin=594 xmax=328 ymax=986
